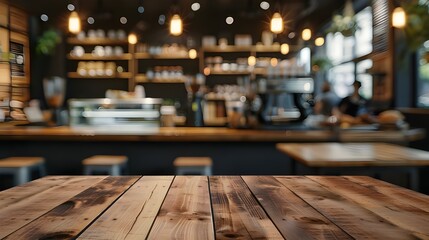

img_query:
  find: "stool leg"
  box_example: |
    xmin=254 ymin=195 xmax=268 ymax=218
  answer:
xmin=39 ymin=164 xmax=47 ymax=177
xmin=111 ymin=165 xmax=121 ymax=176
xmin=205 ymin=166 xmax=212 ymax=176
xmin=83 ymin=166 xmax=91 ymax=175
xmin=15 ymin=167 xmax=30 ymax=186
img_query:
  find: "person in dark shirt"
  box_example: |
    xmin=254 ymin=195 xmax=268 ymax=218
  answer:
xmin=338 ymin=80 xmax=368 ymax=117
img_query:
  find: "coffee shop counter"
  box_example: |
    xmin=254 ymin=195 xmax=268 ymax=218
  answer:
xmin=0 ymin=125 xmax=424 ymax=143
xmin=0 ymin=125 xmax=425 ymax=180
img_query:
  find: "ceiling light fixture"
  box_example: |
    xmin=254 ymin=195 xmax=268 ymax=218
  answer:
xmin=280 ymin=43 xmax=289 ymax=55
xmin=120 ymin=17 xmax=128 ymax=24
xmin=226 ymin=16 xmax=234 ymax=25
xmin=260 ymin=1 xmax=270 ymax=10
xmin=270 ymin=12 xmax=284 ymax=34
xmin=248 ymin=56 xmax=256 ymax=67
xmin=87 ymin=17 xmax=95 ymax=24
xmin=302 ymin=28 xmax=312 ymax=41
xmin=40 ymin=14 xmax=49 ymax=22
xmin=68 ymin=11 xmax=81 ymax=34
xmin=189 ymin=49 xmax=197 ymax=59
xmin=170 ymin=14 xmax=183 ymax=36
xmin=67 ymin=4 xmax=75 ymax=11
xmin=191 ymin=2 xmax=200 ymax=11
xmin=315 ymin=37 xmax=324 ymax=46
xmin=128 ymin=33 xmax=138 ymax=44
xmin=158 ymin=15 xmax=166 ymax=25
xmin=138 ymin=6 xmax=145 ymax=13
xmin=392 ymin=7 xmax=406 ymax=28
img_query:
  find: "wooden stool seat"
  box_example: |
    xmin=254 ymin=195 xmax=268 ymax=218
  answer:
xmin=83 ymin=155 xmax=128 ymax=176
xmin=0 ymin=157 xmax=47 ymax=186
xmin=174 ymin=157 xmax=213 ymax=175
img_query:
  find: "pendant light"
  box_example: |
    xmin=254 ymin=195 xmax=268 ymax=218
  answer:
xmin=128 ymin=33 xmax=138 ymax=45
xmin=68 ymin=11 xmax=81 ymax=34
xmin=280 ymin=43 xmax=289 ymax=55
xmin=302 ymin=28 xmax=312 ymax=41
xmin=392 ymin=7 xmax=406 ymax=28
xmin=270 ymin=12 xmax=284 ymax=34
xmin=170 ymin=14 xmax=183 ymax=36
xmin=315 ymin=37 xmax=325 ymax=46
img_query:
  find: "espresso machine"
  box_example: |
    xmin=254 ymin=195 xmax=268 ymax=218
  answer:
xmin=259 ymin=77 xmax=314 ymax=124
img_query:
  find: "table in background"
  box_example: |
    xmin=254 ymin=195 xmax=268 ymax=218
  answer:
xmin=1 ymin=175 xmax=429 ymax=239
xmin=276 ymin=143 xmax=429 ymax=191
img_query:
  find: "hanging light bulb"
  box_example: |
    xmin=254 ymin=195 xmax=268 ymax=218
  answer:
xmin=188 ymin=49 xmax=197 ymax=59
xmin=280 ymin=43 xmax=289 ymax=55
xmin=315 ymin=37 xmax=325 ymax=46
xmin=302 ymin=28 xmax=312 ymax=41
xmin=248 ymin=56 xmax=256 ymax=66
xmin=170 ymin=14 xmax=183 ymax=36
xmin=128 ymin=33 xmax=138 ymax=45
xmin=270 ymin=12 xmax=284 ymax=34
xmin=392 ymin=7 xmax=406 ymax=28
xmin=68 ymin=11 xmax=81 ymax=34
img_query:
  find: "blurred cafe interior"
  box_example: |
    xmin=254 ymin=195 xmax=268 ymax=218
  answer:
xmin=1 ymin=0 xmax=429 ymax=194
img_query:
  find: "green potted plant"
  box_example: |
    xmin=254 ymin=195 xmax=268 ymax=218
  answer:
xmin=312 ymin=57 xmax=333 ymax=72
xmin=402 ymin=1 xmax=429 ymax=51
xmin=326 ymin=0 xmax=358 ymax=37
xmin=36 ymin=29 xmax=61 ymax=56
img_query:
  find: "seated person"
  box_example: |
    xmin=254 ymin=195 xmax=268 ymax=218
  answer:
xmin=337 ymin=80 xmax=368 ymax=117
xmin=313 ymin=81 xmax=340 ymax=116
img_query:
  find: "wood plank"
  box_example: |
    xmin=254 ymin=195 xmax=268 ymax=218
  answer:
xmin=242 ymin=176 xmax=351 ymax=239
xmin=276 ymin=176 xmax=417 ymax=239
xmin=4 ymin=176 xmax=139 ymax=239
xmin=0 ymin=176 xmax=107 ymax=239
xmin=344 ymin=176 xmax=429 ymax=213
xmin=209 ymin=176 xmax=283 ymax=240
xmin=0 ymin=176 xmax=74 ymax=209
xmin=147 ymin=176 xmax=214 ymax=240
xmin=308 ymin=176 xmax=429 ymax=239
xmin=78 ymin=176 xmax=174 ymax=240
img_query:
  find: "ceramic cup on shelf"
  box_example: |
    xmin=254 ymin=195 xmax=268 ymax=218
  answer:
xmin=96 ymin=29 xmax=105 ymax=38
xmin=87 ymin=30 xmax=96 ymax=39
xmin=104 ymin=46 xmax=113 ymax=56
xmin=107 ymin=29 xmax=116 ymax=39
xmin=114 ymin=46 xmax=124 ymax=56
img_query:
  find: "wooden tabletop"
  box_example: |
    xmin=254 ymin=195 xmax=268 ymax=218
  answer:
xmin=276 ymin=143 xmax=429 ymax=167
xmin=1 ymin=176 xmax=428 ymax=239
xmin=0 ymin=125 xmax=424 ymax=143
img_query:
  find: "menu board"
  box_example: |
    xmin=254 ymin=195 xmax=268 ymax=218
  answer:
xmin=10 ymin=41 xmax=24 ymax=77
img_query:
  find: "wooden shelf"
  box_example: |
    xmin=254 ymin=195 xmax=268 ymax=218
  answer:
xmin=67 ymin=72 xmax=132 ymax=79
xmin=208 ymin=70 xmax=251 ymax=75
xmin=201 ymin=45 xmax=284 ymax=53
xmin=135 ymin=52 xmax=196 ymax=60
xmin=67 ymin=38 xmax=129 ymax=45
xmin=67 ymin=53 xmax=132 ymax=60
xmin=135 ymin=74 xmax=185 ymax=83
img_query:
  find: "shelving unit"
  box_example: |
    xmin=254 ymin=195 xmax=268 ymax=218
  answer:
xmin=66 ymin=37 xmax=135 ymax=92
xmin=0 ymin=1 xmax=29 ymax=121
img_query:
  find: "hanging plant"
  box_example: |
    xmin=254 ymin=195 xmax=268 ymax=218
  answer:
xmin=36 ymin=29 xmax=62 ymax=56
xmin=311 ymin=57 xmax=333 ymax=72
xmin=402 ymin=1 xmax=429 ymax=51
xmin=326 ymin=0 xmax=359 ymax=37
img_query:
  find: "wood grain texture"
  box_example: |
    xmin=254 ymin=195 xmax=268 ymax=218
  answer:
xmin=276 ymin=176 xmax=417 ymax=240
xmin=0 ymin=176 xmax=73 ymax=209
xmin=78 ymin=176 xmax=174 ymax=240
xmin=276 ymin=143 xmax=429 ymax=167
xmin=0 ymin=176 xmax=106 ymax=239
xmin=242 ymin=176 xmax=351 ymax=240
xmin=4 ymin=176 xmax=139 ymax=240
xmin=344 ymin=176 xmax=429 ymax=213
xmin=0 ymin=125 xmax=423 ymax=143
xmin=210 ymin=176 xmax=283 ymax=240
xmin=309 ymin=176 xmax=429 ymax=239
xmin=147 ymin=176 xmax=214 ymax=240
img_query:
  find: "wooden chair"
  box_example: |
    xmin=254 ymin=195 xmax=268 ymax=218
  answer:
xmin=0 ymin=157 xmax=46 ymax=186
xmin=82 ymin=155 xmax=128 ymax=176
xmin=173 ymin=157 xmax=213 ymax=175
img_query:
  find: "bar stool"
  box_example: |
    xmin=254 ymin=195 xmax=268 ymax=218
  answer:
xmin=0 ymin=157 xmax=46 ymax=186
xmin=173 ymin=157 xmax=213 ymax=175
xmin=82 ymin=155 xmax=128 ymax=176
